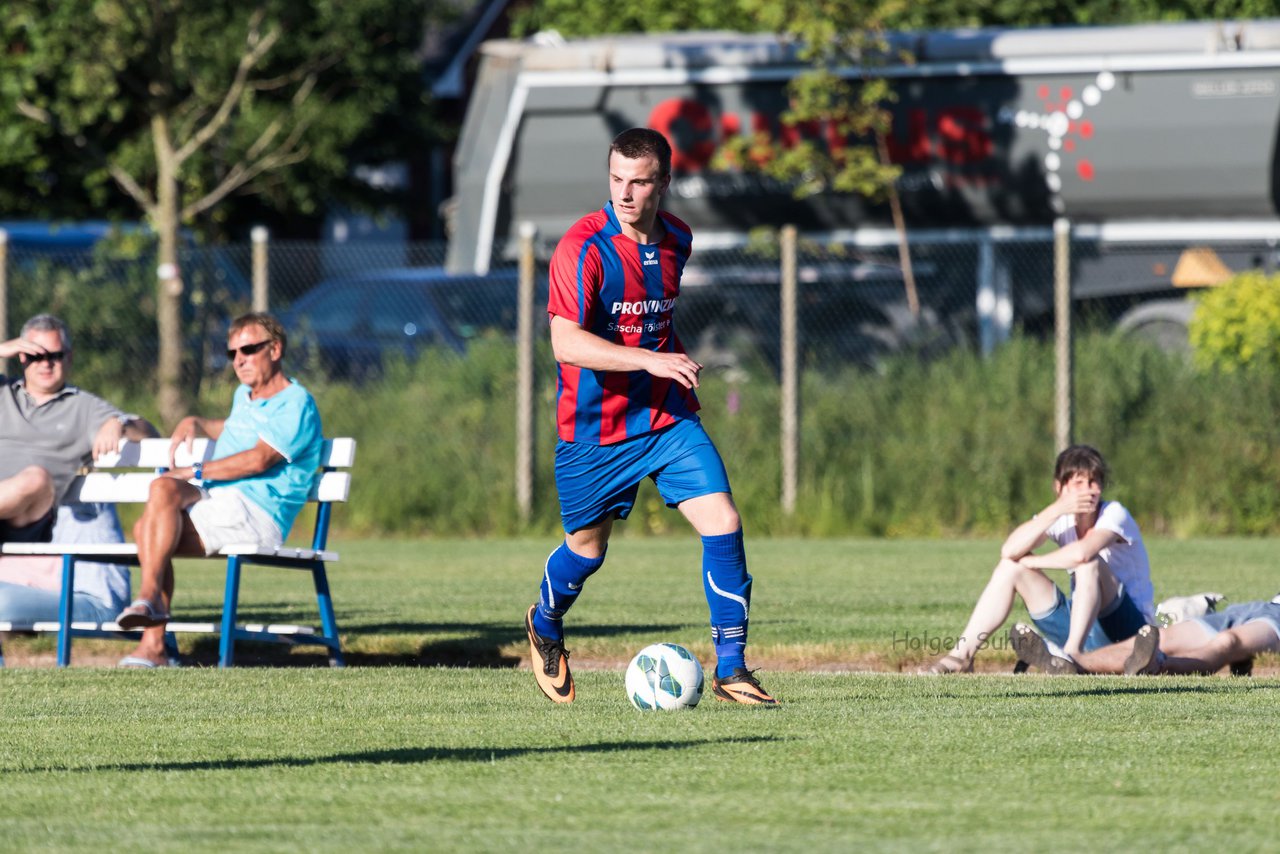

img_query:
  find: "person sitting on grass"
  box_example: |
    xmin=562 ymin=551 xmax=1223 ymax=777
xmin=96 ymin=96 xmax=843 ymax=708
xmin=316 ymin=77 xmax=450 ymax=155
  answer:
xmin=1011 ymin=595 xmax=1280 ymax=675
xmin=922 ymin=444 xmax=1154 ymax=673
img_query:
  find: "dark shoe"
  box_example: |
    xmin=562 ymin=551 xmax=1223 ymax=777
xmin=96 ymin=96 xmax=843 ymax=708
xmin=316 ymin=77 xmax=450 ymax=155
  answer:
xmin=711 ymin=668 xmax=779 ymax=705
xmin=1123 ymin=624 xmax=1164 ymax=675
xmin=524 ymin=604 xmax=573 ymax=703
xmin=1229 ymin=656 xmax=1254 ymax=677
xmin=1009 ymin=624 xmax=1080 ymax=674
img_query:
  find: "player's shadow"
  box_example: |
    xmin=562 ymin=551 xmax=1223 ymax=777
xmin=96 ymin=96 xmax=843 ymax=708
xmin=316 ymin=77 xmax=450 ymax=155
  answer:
xmin=175 ymin=619 xmax=691 ymax=668
xmin=1048 ymin=682 xmax=1280 ymax=697
xmin=37 ymin=736 xmax=784 ymax=774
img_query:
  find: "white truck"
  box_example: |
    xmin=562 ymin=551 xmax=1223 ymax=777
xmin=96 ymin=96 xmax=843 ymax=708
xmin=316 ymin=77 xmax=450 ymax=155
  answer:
xmin=447 ymin=21 xmax=1280 ymax=360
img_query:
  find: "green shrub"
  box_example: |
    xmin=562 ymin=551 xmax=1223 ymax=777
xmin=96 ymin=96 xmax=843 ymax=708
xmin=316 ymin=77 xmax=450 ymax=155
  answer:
xmin=1189 ymin=271 xmax=1280 ymax=373
xmin=77 ymin=330 xmax=1280 ymax=538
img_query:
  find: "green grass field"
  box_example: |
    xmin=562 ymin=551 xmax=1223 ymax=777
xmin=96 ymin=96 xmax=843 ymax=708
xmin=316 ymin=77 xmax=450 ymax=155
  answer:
xmin=2 ymin=537 xmax=1278 ymax=850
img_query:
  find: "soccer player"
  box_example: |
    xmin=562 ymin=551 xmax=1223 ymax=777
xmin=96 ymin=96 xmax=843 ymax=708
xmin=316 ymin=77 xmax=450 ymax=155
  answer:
xmin=923 ymin=444 xmax=1154 ymax=673
xmin=523 ymin=127 xmax=777 ymax=705
xmin=1010 ymin=593 xmax=1280 ymax=675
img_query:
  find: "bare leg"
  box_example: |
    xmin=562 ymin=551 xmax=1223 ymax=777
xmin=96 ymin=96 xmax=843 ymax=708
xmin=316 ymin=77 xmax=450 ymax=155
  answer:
xmin=1074 ymin=621 xmax=1223 ymax=674
xmin=677 ymin=491 xmax=741 ymax=537
xmin=0 ymin=466 xmax=55 ymax=526
xmin=1062 ymin=558 xmax=1120 ymax=658
xmin=931 ymin=559 xmax=1061 ymax=670
xmin=1159 ymin=622 xmax=1279 ymax=675
xmin=564 ymin=515 xmax=614 ymax=560
xmin=122 ymin=478 xmax=205 ymax=664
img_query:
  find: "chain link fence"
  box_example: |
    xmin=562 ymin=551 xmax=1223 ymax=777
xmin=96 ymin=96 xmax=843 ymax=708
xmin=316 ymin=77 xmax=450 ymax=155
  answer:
xmin=3 ymin=221 xmax=1278 ymax=527
xmin=8 ymin=223 xmax=1272 ymax=385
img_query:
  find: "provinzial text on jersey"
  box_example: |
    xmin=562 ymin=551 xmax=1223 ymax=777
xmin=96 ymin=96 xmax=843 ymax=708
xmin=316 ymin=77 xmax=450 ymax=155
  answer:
xmin=611 ymin=298 xmax=677 ymax=315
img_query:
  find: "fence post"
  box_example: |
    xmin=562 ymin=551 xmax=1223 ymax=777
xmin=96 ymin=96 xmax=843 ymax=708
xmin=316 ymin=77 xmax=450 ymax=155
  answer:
xmin=516 ymin=222 xmax=537 ymax=523
xmin=251 ymin=226 xmax=269 ymax=312
xmin=1054 ymin=217 xmax=1073 ymax=452
xmin=976 ymin=234 xmax=1013 ymax=356
xmin=780 ymin=225 xmax=798 ymax=516
xmin=0 ymin=228 xmax=7 ymax=377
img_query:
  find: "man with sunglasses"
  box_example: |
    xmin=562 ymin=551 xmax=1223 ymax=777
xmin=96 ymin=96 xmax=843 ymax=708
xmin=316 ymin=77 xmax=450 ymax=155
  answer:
xmin=0 ymin=314 xmax=157 ymax=625
xmin=115 ymin=312 xmax=322 ymax=667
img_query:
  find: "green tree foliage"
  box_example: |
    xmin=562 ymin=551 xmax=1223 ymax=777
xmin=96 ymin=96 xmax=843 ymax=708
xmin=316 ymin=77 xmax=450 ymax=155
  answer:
xmin=1188 ymin=272 xmax=1280 ymax=374
xmin=514 ymin=0 xmax=1279 ymax=37
xmin=0 ymin=0 xmax=440 ymax=424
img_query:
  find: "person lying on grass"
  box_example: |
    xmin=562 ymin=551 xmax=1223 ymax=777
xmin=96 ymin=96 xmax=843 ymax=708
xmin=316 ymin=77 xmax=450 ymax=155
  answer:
xmin=922 ymin=444 xmax=1155 ymax=673
xmin=1010 ymin=595 xmax=1280 ymax=675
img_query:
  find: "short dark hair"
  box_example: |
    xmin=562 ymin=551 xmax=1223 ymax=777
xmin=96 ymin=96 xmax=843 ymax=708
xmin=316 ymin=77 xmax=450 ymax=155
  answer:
xmin=21 ymin=314 xmax=72 ymax=352
xmin=229 ymin=312 xmax=287 ymax=358
xmin=609 ymin=127 xmax=672 ymax=177
xmin=1054 ymin=444 xmax=1109 ymax=489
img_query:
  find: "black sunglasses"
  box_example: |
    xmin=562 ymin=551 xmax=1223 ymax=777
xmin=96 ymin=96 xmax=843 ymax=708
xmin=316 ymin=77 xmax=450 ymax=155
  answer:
xmin=19 ymin=350 xmax=66 ymax=364
xmin=226 ymin=340 xmax=273 ymax=360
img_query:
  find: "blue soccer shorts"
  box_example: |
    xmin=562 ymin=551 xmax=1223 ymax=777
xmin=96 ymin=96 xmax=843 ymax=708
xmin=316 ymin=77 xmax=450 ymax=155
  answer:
xmin=555 ymin=418 xmax=731 ymax=533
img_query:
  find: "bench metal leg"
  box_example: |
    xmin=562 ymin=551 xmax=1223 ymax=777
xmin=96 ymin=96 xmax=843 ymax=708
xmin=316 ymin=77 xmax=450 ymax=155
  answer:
xmin=312 ymin=563 xmax=344 ymax=667
xmin=219 ymin=555 xmax=243 ymax=668
xmin=57 ymin=554 xmax=76 ymax=667
xmin=163 ymin=631 xmax=181 ymax=665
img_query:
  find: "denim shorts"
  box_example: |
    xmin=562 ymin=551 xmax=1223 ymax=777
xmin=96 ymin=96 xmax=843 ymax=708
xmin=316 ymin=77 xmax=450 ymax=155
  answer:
xmin=554 ymin=418 xmax=731 ymax=533
xmin=1030 ymin=584 xmax=1148 ymax=651
xmin=1193 ymin=601 xmax=1280 ymax=645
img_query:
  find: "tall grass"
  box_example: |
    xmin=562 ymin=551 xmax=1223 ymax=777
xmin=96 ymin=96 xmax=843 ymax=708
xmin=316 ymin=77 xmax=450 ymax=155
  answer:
xmin=97 ymin=332 xmax=1280 ymax=537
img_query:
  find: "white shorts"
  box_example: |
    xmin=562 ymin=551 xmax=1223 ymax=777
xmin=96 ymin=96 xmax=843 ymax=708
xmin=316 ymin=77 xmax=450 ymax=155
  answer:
xmin=187 ymin=487 xmax=283 ymax=556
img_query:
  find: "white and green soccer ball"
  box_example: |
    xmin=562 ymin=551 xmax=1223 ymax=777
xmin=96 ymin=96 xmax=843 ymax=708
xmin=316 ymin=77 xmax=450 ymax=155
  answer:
xmin=625 ymin=643 xmax=704 ymax=711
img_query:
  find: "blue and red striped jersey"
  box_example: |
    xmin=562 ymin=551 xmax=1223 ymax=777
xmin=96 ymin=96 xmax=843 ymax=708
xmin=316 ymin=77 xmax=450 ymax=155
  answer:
xmin=547 ymin=202 xmax=700 ymax=445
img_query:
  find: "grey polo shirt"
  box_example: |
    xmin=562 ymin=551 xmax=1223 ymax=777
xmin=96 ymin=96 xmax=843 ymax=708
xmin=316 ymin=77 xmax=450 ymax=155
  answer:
xmin=0 ymin=376 xmax=123 ymax=504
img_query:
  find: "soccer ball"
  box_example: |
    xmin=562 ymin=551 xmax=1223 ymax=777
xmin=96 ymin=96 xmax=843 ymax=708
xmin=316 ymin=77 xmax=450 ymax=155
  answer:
xmin=625 ymin=643 xmax=704 ymax=711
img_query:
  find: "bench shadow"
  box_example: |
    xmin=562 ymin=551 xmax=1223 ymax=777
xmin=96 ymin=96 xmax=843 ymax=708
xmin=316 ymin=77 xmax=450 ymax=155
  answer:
xmin=175 ymin=620 xmax=693 ymax=668
xmin=31 ymin=735 xmax=783 ymax=774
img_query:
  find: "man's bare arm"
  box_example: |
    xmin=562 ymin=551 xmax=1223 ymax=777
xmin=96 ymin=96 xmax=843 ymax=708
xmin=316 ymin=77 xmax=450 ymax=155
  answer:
xmin=549 ymin=315 xmax=702 ymax=389
xmin=165 ymin=439 xmax=283 ymax=483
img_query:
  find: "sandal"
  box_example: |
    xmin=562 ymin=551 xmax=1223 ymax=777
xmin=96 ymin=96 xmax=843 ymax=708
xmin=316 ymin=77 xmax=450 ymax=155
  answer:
xmin=115 ymin=598 xmax=170 ymax=630
xmin=919 ymin=653 xmax=973 ymax=674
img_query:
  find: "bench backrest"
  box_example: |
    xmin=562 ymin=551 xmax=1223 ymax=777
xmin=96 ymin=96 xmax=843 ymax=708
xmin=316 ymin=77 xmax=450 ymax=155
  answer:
xmin=73 ymin=437 xmax=356 ymax=504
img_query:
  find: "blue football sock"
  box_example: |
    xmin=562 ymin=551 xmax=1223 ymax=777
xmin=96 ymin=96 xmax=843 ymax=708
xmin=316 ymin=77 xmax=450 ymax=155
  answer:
xmin=701 ymin=529 xmax=751 ymax=678
xmin=533 ymin=540 xmax=606 ymax=641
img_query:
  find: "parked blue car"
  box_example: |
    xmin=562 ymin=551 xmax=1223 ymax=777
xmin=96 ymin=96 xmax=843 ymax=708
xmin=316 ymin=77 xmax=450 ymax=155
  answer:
xmin=280 ymin=267 xmax=539 ymax=377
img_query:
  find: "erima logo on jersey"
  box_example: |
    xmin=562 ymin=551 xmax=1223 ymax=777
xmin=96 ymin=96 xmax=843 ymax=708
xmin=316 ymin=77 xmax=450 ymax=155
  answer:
xmin=643 ymin=250 xmax=658 ymax=266
xmin=611 ymin=297 xmax=676 ymax=315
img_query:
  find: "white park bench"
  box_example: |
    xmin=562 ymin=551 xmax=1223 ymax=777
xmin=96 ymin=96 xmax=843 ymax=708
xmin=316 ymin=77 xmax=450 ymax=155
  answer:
xmin=0 ymin=437 xmax=355 ymax=668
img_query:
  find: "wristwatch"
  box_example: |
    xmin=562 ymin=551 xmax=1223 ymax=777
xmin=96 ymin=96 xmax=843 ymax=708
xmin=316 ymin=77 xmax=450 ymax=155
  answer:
xmin=192 ymin=461 xmax=204 ymax=485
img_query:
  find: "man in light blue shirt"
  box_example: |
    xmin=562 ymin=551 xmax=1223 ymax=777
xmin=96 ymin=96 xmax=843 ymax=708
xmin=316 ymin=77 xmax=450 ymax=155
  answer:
xmin=116 ymin=312 xmax=322 ymax=667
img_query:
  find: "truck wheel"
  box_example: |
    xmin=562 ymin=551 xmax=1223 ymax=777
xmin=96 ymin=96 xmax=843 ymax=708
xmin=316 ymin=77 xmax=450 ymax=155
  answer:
xmin=1115 ymin=298 xmax=1196 ymax=354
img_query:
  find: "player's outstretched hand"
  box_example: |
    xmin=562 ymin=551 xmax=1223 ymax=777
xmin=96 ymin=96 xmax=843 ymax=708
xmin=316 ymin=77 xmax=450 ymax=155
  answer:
xmin=645 ymin=351 xmax=702 ymax=389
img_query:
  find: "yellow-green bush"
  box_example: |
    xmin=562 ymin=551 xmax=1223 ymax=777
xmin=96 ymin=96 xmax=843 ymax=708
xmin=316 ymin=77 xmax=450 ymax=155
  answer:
xmin=1189 ymin=271 xmax=1280 ymax=373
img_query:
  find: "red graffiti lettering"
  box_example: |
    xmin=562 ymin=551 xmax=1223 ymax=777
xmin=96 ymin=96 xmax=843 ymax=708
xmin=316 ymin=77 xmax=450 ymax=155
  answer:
xmin=648 ymin=98 xmax=716 ymax=172
xmin=936 ymin=107 xmax=992 ymax=165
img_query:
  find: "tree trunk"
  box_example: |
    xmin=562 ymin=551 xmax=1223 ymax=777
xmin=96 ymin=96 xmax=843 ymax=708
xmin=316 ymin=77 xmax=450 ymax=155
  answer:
xmin=153 ymin=114 xmax=187 ymax=429
xmin=876 ymin=131 xmax=920 ymax=320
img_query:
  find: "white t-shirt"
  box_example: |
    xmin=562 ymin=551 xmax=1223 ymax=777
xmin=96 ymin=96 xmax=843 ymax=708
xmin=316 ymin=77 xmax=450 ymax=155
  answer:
xmin=1045 ymin=500 xmax=1155 ymax=622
